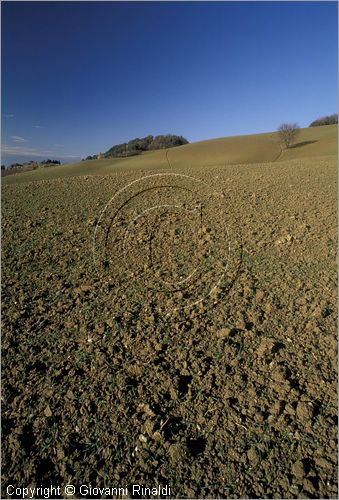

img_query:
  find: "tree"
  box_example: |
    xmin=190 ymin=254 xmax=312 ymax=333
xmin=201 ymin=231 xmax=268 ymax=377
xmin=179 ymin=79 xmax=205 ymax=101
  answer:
xmin=103 ymin=134 xmax=189 ymax=158
xmin=148 ymin=134 xmax=189 ymax=150
xmin=277 ymin=123 xmax=300 ymax=149
xmin=309 ymin=114 xmax=338 ymax=127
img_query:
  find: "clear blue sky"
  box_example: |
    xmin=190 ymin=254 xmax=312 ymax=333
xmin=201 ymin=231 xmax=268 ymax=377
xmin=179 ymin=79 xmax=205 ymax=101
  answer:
xmin=1 ymin=1 xmax=338 ymax=165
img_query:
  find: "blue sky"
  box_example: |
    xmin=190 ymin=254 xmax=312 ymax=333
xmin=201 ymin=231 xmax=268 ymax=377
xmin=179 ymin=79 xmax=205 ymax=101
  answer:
xmin=1 ymin=1 xmax=338 ymax=165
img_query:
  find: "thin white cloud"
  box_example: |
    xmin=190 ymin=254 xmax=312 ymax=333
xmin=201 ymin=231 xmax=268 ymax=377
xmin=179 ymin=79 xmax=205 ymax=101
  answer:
xmin=34 ymin=125 xmax=44 ymax=129
xmin=3 ymin=114 xmax=14 ymax=118
xmin=2 ymin=144 xmax=81 ymax=158
xmin=11 ymin=135 xmax=27 ymax=142
xmin=58 ymin=154 xmax=81 ymax=158
xmin=2 ymin=145 xmax=52 ymax=156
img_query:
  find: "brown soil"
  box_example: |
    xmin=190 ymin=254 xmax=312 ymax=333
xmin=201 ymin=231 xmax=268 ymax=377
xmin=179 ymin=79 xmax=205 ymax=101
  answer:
xmin=2 ymin=156 xmax=337 ymax=498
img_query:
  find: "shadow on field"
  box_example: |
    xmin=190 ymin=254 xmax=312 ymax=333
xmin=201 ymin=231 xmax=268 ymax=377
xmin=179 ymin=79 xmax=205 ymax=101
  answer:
xmin=290 ymin=140 xmax=317 ymax=149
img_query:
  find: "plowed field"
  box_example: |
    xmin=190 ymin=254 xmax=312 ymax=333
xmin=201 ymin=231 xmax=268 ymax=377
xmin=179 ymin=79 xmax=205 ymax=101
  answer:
xmin=2 ymin=150 xmax=337 ymax=498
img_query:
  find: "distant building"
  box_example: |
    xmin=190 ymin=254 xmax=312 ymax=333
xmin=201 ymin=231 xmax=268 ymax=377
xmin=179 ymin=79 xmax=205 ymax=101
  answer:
xmin=97 ymin=152 xmax=103 ymax=159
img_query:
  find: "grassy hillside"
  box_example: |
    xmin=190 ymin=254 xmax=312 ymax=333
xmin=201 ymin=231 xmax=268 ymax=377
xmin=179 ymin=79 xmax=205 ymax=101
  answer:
xmin=3 ymin=124 xmax=337 ymax=185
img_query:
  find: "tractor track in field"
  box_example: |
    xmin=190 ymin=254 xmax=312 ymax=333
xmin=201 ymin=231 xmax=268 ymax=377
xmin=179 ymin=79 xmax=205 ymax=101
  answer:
xmin=273 ymin=145 xmax=284 ymax=162
xmin=165 ymin=148 xmax=173 ymax=169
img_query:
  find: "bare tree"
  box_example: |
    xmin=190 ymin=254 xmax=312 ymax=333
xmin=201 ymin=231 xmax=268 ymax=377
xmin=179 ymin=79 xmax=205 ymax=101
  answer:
xmin=277 ymin=123 xmax=300 ymax=149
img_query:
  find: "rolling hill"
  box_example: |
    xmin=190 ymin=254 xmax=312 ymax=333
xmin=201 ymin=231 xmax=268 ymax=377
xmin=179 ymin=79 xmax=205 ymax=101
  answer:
xmin=2 ymin=124 xmax=337 ymax=185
